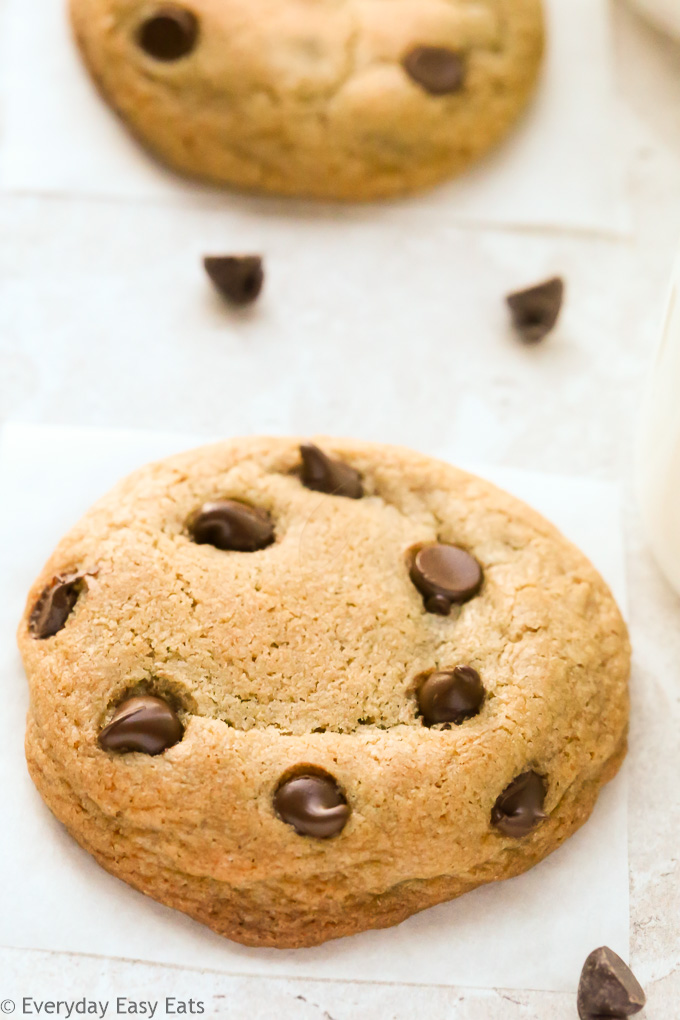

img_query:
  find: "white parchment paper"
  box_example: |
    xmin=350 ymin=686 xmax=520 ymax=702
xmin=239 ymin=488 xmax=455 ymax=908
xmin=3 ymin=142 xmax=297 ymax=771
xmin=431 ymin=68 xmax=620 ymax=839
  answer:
xmin=0 ymin=422 xmax=629 ymax=992
xmin=0 ymin=0 xmax=629 ymax=235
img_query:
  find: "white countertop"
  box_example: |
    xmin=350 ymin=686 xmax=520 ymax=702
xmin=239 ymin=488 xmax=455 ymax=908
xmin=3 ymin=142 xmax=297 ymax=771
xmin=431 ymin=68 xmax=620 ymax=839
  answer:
xmin=1 ymin=3 xmax=680 ymax=1016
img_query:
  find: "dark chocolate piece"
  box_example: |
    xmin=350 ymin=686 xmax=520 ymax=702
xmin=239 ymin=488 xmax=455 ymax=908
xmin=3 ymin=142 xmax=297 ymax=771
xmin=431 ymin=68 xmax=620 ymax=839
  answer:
xmin=137 ymin=6 xmax=199 ymax=62
xmin=402 ymin=46 xmax=465 ymax=95
xmin=274 ymin=773 xmax=350 ymax=839
xmin=410 ymin=543 xmax=483 ymax=615
xmin=491 ymin=771 xmax=547 ymax=837
xmin=99 ymin=696 xmax=183 ymax=756
xmin=507 ymin=277 xmax=565 ymax=344
xmin=29 ymin=573 xmax=87 ymax=640
xmin=418 ymin=666 xmax=485 ymax=726
xmin=204 ymin=255 xmax=264 ymax=306
xmin=577 ymin=947 xmax=646 ymax=1019
xmin=425 ymin=594 xmax=455 ymax=616
xmin=299 ymin=444 xmax=363 ymax=499
xmin=188 ymin=500 xmax=274 ymax=552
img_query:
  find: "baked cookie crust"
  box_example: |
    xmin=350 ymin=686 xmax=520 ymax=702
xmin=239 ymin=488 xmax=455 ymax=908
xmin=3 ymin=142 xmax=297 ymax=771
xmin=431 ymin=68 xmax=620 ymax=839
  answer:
xmin=19 ymin=437 xmax=630 ymax=947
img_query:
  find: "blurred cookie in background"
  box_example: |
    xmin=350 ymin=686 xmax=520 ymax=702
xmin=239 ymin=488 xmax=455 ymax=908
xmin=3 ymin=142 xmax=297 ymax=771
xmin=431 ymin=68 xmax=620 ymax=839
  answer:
xmin=69 ymin=0 xmax=545 ymax=200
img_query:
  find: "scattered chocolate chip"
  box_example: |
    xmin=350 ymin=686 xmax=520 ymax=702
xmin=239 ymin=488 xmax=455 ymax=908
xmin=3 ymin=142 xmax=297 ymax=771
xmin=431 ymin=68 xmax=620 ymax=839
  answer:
xmin=99 ymin=696 xmax=183 ymax=756
xmin=299 ymin=444 xmax=363 ymax=499
xmin=491 ymin=771 xmax=547 ymax=837
xmin=418 ymin=666 xmax=485 ymax=726
xmin=410 ymin=544 xmax=483 ymax=615
xmin=506 ymin=277 xmax=565 ymax=344
xmin=577 ymin=947 xmax=646 ymax=1019
xmin=29 ymin=573 xmax=87 ymax=640
xmin=402 ymin=46 xmax=465 ymax=95
xmin=137 ymin=6 xmax=199 ymax=61
xmin=204 ymin=255 xmax=264 ymax=306
xmin=274 ymin=773 xmax=350 ymax=839
xmin=188 ymin=500 xmax=274 ymax=552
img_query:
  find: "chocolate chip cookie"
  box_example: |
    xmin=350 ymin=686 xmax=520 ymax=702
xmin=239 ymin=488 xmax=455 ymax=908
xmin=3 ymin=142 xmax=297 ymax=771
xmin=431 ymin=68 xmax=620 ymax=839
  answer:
xmin=19 ymin=438 xmax=630 ymax=948
xmin=69 ymin=0 xmax=545 ymax=200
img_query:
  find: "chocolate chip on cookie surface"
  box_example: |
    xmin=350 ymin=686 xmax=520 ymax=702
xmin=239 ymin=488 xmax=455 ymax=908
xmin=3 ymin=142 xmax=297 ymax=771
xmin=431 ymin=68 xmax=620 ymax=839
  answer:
xmin=69 ymin=0 xmax=545 ymax=200
xmin=299 ymin=443 xmax=363 ymax=499
xmin=188 ymin=500 xmax=275 ymax=551
xmin=417 ymin=667 xmax=485 ymax=726
xmin=274 ymin=772 xmax=350 ymax=839
xmin=99 ymin=695 xmax=184 ymax=755
xmin=410 ymin=543 xmax=483 ymax=614
xmin=19 ymin=437 xmax=630 ymax=948
xmin=402 ymin=46 xmax=466 ymax=95
xmin=137 ymin=5 xmax=199 ymax=62
xmin=29 ymin=571 xmax=90 ymax=639
xmin=491 ymin=770 xmax=547 ymax=837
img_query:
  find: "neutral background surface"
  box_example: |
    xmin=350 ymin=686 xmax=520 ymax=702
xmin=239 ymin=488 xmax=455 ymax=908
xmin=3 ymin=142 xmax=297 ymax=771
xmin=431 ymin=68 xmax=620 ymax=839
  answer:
xmin=1 ymin=1 xmax=680 ymax=1016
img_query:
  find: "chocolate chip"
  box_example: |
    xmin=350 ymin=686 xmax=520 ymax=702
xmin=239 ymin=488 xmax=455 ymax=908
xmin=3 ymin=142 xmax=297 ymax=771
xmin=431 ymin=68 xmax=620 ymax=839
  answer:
xmin=274 ymin=773 xmax=350 ymax=839
xmin=188 ymin=500 xmax=274 ymax=552
xmin=577 ymin=947 xmax=646 ymax=1019
xmin=137 ymin=6 xmax=199 ymax=61
xmin=507 ymin=277 xmax=565 ymax=344
xmin=99 ymin=696 xmax=183 ymax=756
xmin=204 ymin=256 xmax=264 ymax=306
xmin=491 ymin=771 xmax=547 ymax=837
xmin=29 ymin=573 xmax=87 ymax=640
xmin=300 ymin=444 xmax=363 ymax=499
xmin=425 ymin=594 xmax=454 ymax=616
xmin=402 ymin=46 xmax=465 ymax=95
xmin=418 ymin=666 xmax=485 ymax=726
xmin=410 ymin=544 xmax=483 ymax=615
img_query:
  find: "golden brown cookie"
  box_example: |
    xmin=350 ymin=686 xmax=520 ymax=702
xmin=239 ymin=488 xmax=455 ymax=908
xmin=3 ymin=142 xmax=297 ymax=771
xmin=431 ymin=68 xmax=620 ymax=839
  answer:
xmin=19 ymin=437 xmax=630 ymax=948
xmin=69 ymin=0 xmax=545 ymax=200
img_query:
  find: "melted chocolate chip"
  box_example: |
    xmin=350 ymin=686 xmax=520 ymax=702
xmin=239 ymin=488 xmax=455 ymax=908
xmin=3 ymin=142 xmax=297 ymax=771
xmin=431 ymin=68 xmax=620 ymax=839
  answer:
xmin=577 ymin=947 xmax=646 ymax=1019
xmin=506 ymin=277 xmax=565 ymax=344
xmin=491 ymin=771 xmax=547 ymax=837
xmin=29 ymin=573 xmax=86 ymax=640
xmin=99 ymin=696 xmax=183 ymax=756
xmin=402 ymin=46 xmax=465 ymax=95
xmin=300 ymin=444 xmax=363 ymax=499
xmin=274 ymin=773 xmax=350 ymax=839
xmin=418 ymin=666 xmax=485 ymax=726
xmin=425 ymin=593 xmax=455 ymax=616
xmin=410 ymin=544 xmax=483 ymax=615
xmin=188 ymin=500 xmax=274 ymax=552
xmin=137 ymin=6 xmax=199 ymax=61
xmin=204 ymin=256 xmax=264 ymax=306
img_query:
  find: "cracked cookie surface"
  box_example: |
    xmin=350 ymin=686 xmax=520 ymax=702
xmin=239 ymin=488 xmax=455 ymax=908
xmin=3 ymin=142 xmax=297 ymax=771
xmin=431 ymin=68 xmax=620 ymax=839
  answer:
xmin=69 ymin=0 xmax=545 ymax=199
xmin=19 ymin=437 xmax=630 ymax=947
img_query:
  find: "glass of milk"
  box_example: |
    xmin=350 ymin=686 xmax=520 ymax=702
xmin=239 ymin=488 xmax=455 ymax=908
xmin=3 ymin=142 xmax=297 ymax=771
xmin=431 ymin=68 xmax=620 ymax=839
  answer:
xmin=637 ymin=250 xmax=680 ymax=594
xmin=627 ymin=0 xmax=680 ymax=41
